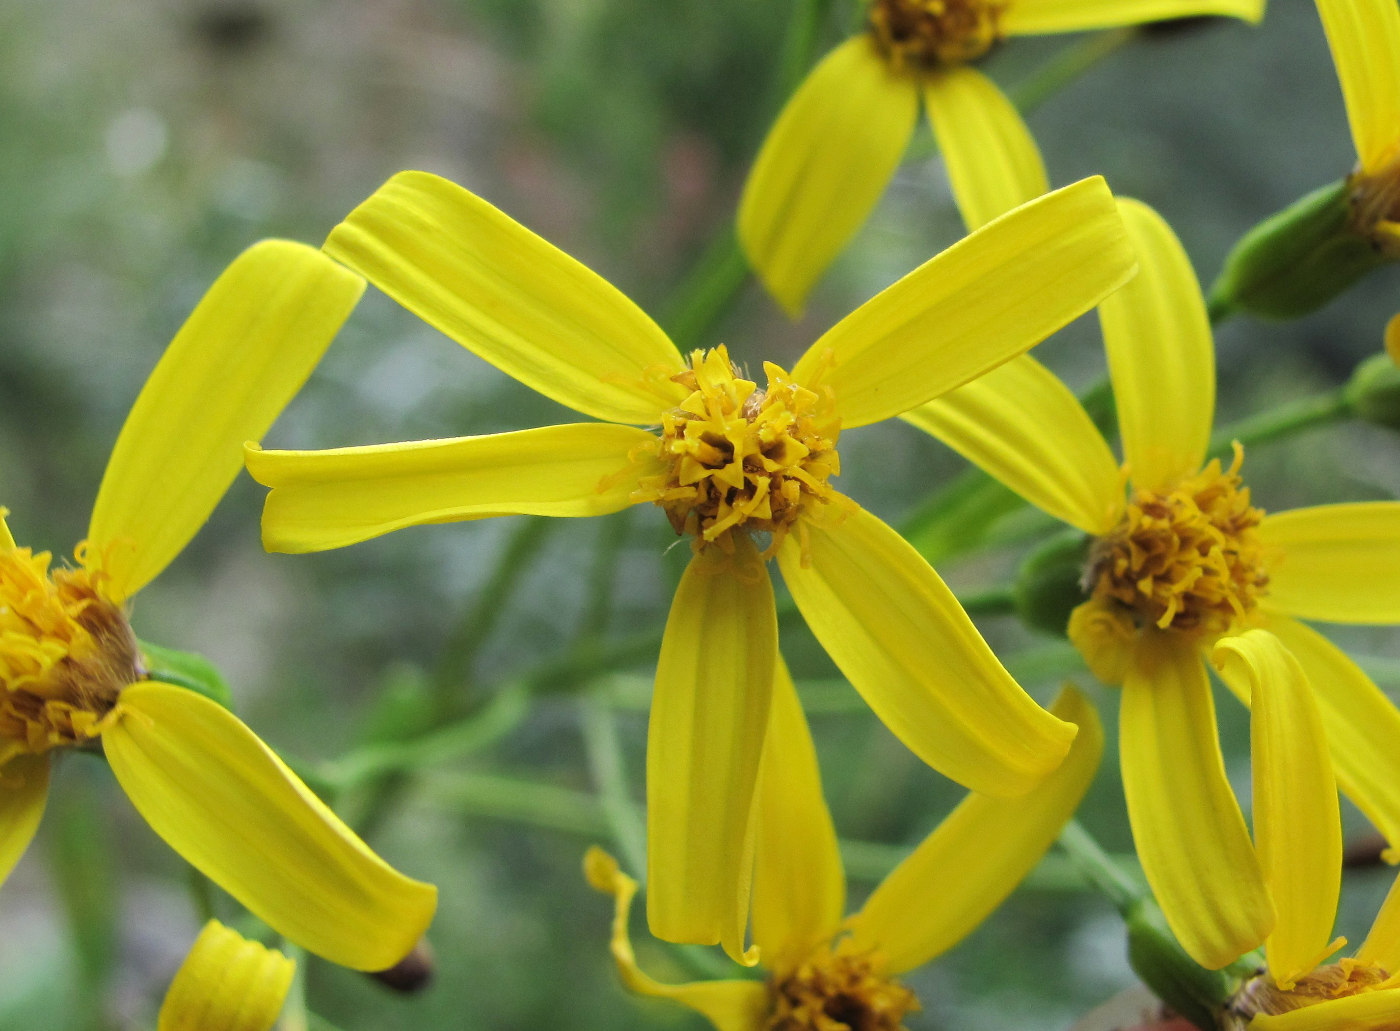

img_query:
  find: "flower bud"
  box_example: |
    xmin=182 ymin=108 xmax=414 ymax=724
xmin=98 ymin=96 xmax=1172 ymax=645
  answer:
xmin=1124 ymin=897 xmax=1258 ymax=1031
xmin=1346 ymin=353 xmax=1400 ymax=431
xmin=1013 ymin=529 xmax=1091 ymax=637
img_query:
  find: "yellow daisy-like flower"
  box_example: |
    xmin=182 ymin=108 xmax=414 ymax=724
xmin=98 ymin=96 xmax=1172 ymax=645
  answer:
xmin=0 ymin=241 xmax=436 ymax=972
xmin=738 ymin=0 xmax=1264 ymax=315
xmin=585 ymin=665 xmax=1102 ymax=1031
xmin=245 ymin=169 xmax=1137 ymax=961
xmin=157 ymin=920 xmax=294 ymax=1031
xmin=903 ymin=197 xmax=1400 ymax=973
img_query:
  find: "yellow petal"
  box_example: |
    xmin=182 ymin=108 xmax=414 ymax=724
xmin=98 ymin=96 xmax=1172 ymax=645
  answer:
xmin=776 ymin=502 xmax=1076 ymax=797
xmin=0 ymin=509 xmax=14 ymax=550
xmin=1119 ymin=632 xmax=1272 ymax=970
xmin=1252 ymin=989 xmax=1400 ymax=1031
xmin=848 ymin=686 xmax=1102 ymax=974
xmin=901 ymin=354 xmax=1123 ymax=535
xmin=1099 ymin=199 xmax=1215 ymax=491
xmin=1316 ymin=0 xmax=1400 ymax=171
xmin=323 ymin=171 xmax=686 ymax=424
xmin=1359 ymin=869 xmax=1400 ymax=973
xmin=1212 ymin=631 xmax=1341 ymax=990
xmin=1386 ymin=312 xmax=1400 ymax=365
xmin=646 ymin=537 xmax=775 ymax=965
xmin=247 ymin=423 xmax=656 ymax=553
xmin=923 ymin=67 xmax=1049 ymax=232
xmin=88 ymin=241 xmax=363 ymax=602
xmin=103 ymin=683 xmax=437 ymax=971
xmin=1001 ymin=0 xmax=1264 ymax=34
xmin=737 ymin=36 xmax=918 ymax=316
xmin=796 ymin=176 xmax=1135 ymax=429
xmin=157 ymin=920 xmax=294 ymax=1031
xmin=0 ymin=754 xmax=50 ymax=888
xmin=750 ymin=656 xmax=845 ymax=969
xmin=1260 ymin=503 xmax=1400 ymax=623
xmin=584 ymin=848 xmax=770 ymax=1031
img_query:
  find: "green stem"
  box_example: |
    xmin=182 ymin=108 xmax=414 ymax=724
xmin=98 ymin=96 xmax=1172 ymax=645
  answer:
xmin=421 ymin=772 xmax=610 ymax=837
xmin=1007 ymin=27 xmax=1136 ymax=113
xmin=1209 ymin=387 xmax=1352 ymax=455
xmin=280 ymin=945 xmax=310 ymax=1031
xmin=1057 ymin=818 xmax=1143 ymax=914
xmin=580 ymin=697 xmax=647 ymax=878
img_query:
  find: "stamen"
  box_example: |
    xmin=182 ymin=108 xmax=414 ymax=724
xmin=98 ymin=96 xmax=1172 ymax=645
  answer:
xmin=868 ymin=0 xmax=1006 ymax=69
xmin=766 ymin=949 xmax=919 ymax=1031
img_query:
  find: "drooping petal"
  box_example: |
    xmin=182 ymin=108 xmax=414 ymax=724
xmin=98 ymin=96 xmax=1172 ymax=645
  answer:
xmin=776 ymin=502 xmax=1076 ymax=798
xmin=1251 ymin=989 xmax=1400 ymax=1031
xmin=1359 ymin=868 xmax=1400 ymax=973
xmin=1001 ymin=0 xmax=1264 ymax=34
xmin=1212 ymin=631 xmax=1341 ymax=990
xmin=1099 ymin=199 xmax=1214 ymax=491
xmin=0 ymin=754 xmax=50 ymax=888
xmin=750 ymin=657 xmax=845 ymax=969
xmin=103 ymin=683 xmax=437 ymax=972
xmin=584 ymin=849 xmax=770 ymax=1031
xmin=157 ymin=920 xmax=294 ymax=1031
xmin=1260 ymin=503 xmax=1400 ymax=623
xmin=901 ymin=354 xmax=1123 ymax=535
xmin=323 ymin=171 xmax=687 ymax=424
xmin=647 ymin=537 xmax=775 ymax=965
xmin=923 ymin=66 xmax=1048 ymax=232
xmin=1119 ymin=632 xmax=1272 ymax=970
xmin=88 ymin=242 xmax=363 ymax=602
xmin=796 ymin=176 xmax=1134 ymax=429
xmin=1315 ymin=0 xmax=1400 ymax=172
xmin=847 ymin=686 xmax=1102 ymax=974
xmin=246 ymin=423 xmax=657 ymax=553
xmin=737 ymin=36 xmax=918 ymax=316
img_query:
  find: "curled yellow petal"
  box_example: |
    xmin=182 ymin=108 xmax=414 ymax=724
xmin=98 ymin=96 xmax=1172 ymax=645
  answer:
xmin=1316 ymin=0 xmax=1400 ymax=172
xmin=738 ymin=36 xmax=918 ymax=316
xmin=157 ymin=920 xmax=294 ymax=1031
xmin=0 ymin=754 xmax=50 ymax=888
xmin=88 ymin=241 xmax=364 ymax=602
xmin=1252 ymin=988 xmax=1400 ymax=1031
xmin=1002 ymin=0 xmax=1264 ymax=34
xmin=1359 ymin=869 xmax=1400 ymax=974
xmin=103 ymin=683 xmax=436 ymax=971
xmin=1261 ymin=503 xmax=1400 ymax=623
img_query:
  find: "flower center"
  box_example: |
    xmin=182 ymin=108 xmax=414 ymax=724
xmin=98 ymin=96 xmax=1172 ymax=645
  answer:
xmin=766 ymin=951 xmax=919 ymax=1031
xmin=1224 ymin=960 xmax=1394 ymax=1028
xmin=0 ymin=541 xmax=138 ymax=762
xmin=1350 ymin=155 xmax=1400 ymax=258
xmin=632 ymin=346 xmax=841 ymax=557
xmin=868 ymin=0 xmax=1005 ymax=69
xmin=1082 ymin=445 xmax=1267 ymax=639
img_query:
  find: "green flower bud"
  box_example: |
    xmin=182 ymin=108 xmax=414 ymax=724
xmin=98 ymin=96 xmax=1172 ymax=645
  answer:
xmin=1125 ymin=897 xmax=1259 ymax=1031
xmin=1013 ymin=529 xmax=1091 ymax=637
xmin=1346 ymin=352 xmax=1400 ymax=431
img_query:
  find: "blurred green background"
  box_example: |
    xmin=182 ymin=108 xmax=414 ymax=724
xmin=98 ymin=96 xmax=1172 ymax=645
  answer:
xmin=2 ymin=1 xmax=1399 ymax=1028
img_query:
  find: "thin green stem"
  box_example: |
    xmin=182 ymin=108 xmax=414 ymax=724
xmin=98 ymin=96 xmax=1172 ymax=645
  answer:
xmin=1057 ymin=818 xmax=1143 ymax=915
xmin=1209 ymin=387 xmax=1352 ymax=455
xmin=280 ymin=945 xmax=310 ymax=1031
xmin=422 ymin=772 xmax=609 ymax=837
xmin=580 ymin=697 xmax=647 ymax=878
xmin=1007 ymin=27 xmax=1136 ymax=114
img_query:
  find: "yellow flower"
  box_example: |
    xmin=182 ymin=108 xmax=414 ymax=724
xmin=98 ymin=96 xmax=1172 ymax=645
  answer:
xmin=245 ymin=169 xmax=1136 ymax=961
xmin=0 ymin=241 xmax=436 ymax=972
xmin=903 ymin=197 xmax=1400 ymax=974
xmin=157 ymin=920 xmax=294 ymax=1031
xmin=738 ymin=0 xmax=1264 ymax=315
xmin=584 ymin=665 xmax=1102 ymax=1030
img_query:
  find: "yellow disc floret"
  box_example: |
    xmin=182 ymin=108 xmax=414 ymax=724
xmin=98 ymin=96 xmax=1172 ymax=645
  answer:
xmin=1350 ymin=152 xmax=1400 ymax=258
xmin=766 ymin=949 xmax=919 ymax=1031
xmin=633 ymin=346 xmax=841 ymax=558
xmin=868 ymin=0 xmax=1005 ymax=69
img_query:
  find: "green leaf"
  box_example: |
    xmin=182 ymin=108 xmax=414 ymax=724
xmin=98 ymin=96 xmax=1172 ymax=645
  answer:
xmin=137 ymin=640 xmax=234 ymax=710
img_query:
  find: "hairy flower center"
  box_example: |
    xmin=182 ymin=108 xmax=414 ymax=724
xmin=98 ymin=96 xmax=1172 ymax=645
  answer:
xmin=868 ymin=0 xmax=1005 ymax=68
xmin=1223 ymin=960 xmax=1393 ymax=1029
xmin=767 ymin=951 xmax=919 ymax=1031
xmin=1082 ymin=446 xmax=1267 ymax=638
xmin=1350 ymin=155 xmax=1400 ymax=258
xmin=0 ymin=542 xmax=137 ymax=762
xmin=632 ymin=346 xmax=841 ymax=557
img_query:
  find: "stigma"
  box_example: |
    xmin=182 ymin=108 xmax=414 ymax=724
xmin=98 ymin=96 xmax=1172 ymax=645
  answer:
xmin=868 ymin=0 xmax=1005 ymax=69
xmin=766 ymin=949 xmax=918 ymax=1031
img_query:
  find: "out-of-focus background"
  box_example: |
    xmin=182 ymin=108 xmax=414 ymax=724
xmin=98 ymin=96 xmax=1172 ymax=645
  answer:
xmin=2 ymin=1 xmax=1399 ymax=1028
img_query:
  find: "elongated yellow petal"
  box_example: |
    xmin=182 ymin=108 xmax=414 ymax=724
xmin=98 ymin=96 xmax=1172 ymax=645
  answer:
xmin=0 ymin=509 xmax=14 ymax=550
xmin=777 ymin=502 xmax=1075 ymax=797
xmin=848 ymin=686 xmax=1102 ymax=973
xmin=737 ymin=36 xmax=917 ymax=316
xmin=797 ymin=176 xmax=1135 ymax=429
xmin=585 ymin=849 xmax=770 ymax=1031
xmin=1260 ymin=503 xmax=1400 ymax=623
xmin=1212 ymin=631 xmax=1340 ymax=990
xmin=902 ymin=354 xmax=1123 ymax=535
xmin=924 ymin=67 xmax=1048 ymax=232
xmin=247 ymin=423 xmax=656 ymax=553
xmin=103 ymin=683 xmax=437 ymax=971
xmin=1001 ymin=0 xmax=1264 ymax=34
xmin=1252 ymin=988 xmax=1400 ymax=1031
xmin=1120 ymin=632 xmax=1272 ymax=970
xmin=0 ymin=754 xmax=49 ymax=888
xmin=750 ymin=657 xmax=845 ymax=968
xmin=1316 ymin=0 xmax=1400 ymax=171
xmin=1099 ymin=199 xmax=1214 ymax=491
xmin=324 ymin=171 xmax=687 ymax=424
xmin=1359 ymin=869 xmax=1400 ymax=973
xmin=88 ymin=242 xmax=363 ymax=602
xmin=158 ymin=920 xmax=294 ymax=1031
xmin=647 ymin=537 xmax=775 ymax=964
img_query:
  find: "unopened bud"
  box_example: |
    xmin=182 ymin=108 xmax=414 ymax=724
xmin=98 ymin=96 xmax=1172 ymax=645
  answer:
xmin=1346 ymin=353 xmax=1400 ymax=431
xmin=1013 ymin=530 xmax=1091 ymax=638
xmin=1125 ymin=898 xmax=1253 ymax=1031
xmin=370 ymin=939 xmax=435 ymax=993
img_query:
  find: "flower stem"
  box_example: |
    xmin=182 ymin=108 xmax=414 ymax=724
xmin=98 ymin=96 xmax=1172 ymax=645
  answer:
xmin=1008 ymin=27 xmax=1136 ymax=113
xmin=1057 ymin=818 xmax=1143 ymax=914
xmin=1209 ymin=387 xmax=1352 ymax=455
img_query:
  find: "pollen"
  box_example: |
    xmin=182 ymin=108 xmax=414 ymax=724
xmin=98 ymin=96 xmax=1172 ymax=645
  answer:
xmin=766 ymin=949 xmax=919 ymax=1031
xmin=867 ymin=0 xmax=1006 ymax=69
xmin=0 ymin=541 xmax=138 ymax=762
xmin=632 ymin=346 xmax=841 ymax=558
xmin=1082 ymin=445 xmax=1267 ymax=640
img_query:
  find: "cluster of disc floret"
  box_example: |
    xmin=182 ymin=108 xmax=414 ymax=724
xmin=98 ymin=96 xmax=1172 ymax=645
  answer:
xmin=1221 ymin=961 xmax=1391 ymax=1030
xmin=766 ymin=949 xmax=918 ymax=1031
xmin=1350 ymin=152 xmax=1400 ymax=258
xmin=867 ymin=0 xmax=1005 ymax=69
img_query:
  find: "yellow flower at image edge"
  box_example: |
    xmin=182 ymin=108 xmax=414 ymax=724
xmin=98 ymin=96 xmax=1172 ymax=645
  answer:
xmin=0 ymin=241 xmax=435 ymax=973
xmin=158 ymin=920 xmax=294 ymax=1031
xmin=738 ymin=0 xmax=1264 ymax=313
xmin=246 ymin=169 xmax=1137 ymax=960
